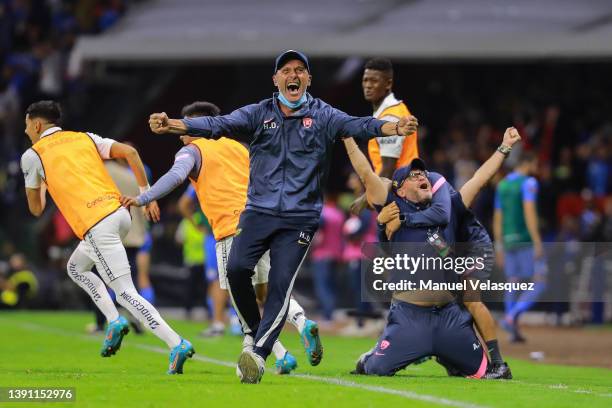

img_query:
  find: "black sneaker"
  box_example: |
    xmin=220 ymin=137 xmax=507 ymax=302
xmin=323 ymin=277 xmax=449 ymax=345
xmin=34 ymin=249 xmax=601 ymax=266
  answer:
xmin=483 ymin=362 xmax=513 ymax=379
xmin=350 ymin=350 xmax=372 ymax=375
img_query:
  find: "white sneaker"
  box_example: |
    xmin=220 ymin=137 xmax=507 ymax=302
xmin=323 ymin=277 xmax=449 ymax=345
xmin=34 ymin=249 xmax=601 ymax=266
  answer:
xmin=242 ymin=334 xmax=254 ymax=352
xmin=237 ymin=350 xmax=265 ymax=384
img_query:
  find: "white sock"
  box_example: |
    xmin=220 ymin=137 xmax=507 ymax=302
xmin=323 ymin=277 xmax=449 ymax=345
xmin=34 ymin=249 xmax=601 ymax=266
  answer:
xmin=67 ymin=255 xmax=119 ymax=323
xmin=272 ymin=339 xmax=287 ymax=360
xmin=110 ymin=275 xmax=181 ymax=349
xmin=243 ymin=334 xmax=254 ymax=352
xmin=286 ymin=297 xmax=307 ymax=333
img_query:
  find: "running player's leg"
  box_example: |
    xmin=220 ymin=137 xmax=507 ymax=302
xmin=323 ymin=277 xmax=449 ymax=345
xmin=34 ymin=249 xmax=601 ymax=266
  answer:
xmin=226 ymin=210 xmax=274 ymax=337
xmin=87 ymin=209 xmax=193 ymax=372
xmin=434 ymin=303 xmax=489 ymax=379
xmin=360 ymin=301 xmax=433 ymax=376
xmin=110 ymin=275 xmax=181 ymax=347
xmin=67 ymin=244 xmax=119 ymax=324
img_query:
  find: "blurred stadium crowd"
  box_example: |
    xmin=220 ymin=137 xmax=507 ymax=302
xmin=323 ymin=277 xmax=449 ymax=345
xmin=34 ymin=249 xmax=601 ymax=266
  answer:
xmin=0 ymin=1 xmax=611 ymax=332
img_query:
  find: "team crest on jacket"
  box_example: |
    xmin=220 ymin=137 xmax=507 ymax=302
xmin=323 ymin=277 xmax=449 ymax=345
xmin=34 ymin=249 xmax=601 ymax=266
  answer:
xmin=302 ymin=118 xmax=313 ymax=128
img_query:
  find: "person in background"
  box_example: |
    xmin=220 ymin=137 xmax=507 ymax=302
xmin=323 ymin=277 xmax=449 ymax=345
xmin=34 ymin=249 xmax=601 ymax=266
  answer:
xmin=341 ymin=173 xmax=379 ymax=335
xmin=494 ymin=151 xmax=547 ymax=342
xmin=310 ymin=194 xmax=344 ymax=323
xmin=178 ymin=184 xmax=239 ymax=337
xmin=175 ymin=205 xmax=206 ymax=320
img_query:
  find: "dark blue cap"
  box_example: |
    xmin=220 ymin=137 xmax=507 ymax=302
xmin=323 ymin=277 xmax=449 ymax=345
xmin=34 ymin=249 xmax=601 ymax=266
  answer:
xmin=274 ymin=50 xmax=310 ymax=73
xmin=391 ymin=158 xmax=427 ymax=190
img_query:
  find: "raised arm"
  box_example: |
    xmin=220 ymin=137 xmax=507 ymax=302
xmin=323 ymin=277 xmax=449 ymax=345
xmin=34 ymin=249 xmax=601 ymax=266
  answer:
xmin=328 ymin=108 xmax=418 ymax=141
xmin=459 ymin=127 xmax=521 ymax=207
xmin=343 ymin=138 xmax=388 ymax=206
xmin=149 ymin=105 xmax=258 ymax=143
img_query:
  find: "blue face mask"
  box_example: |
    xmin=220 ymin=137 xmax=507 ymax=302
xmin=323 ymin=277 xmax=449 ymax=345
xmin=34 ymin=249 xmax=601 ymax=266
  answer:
xmin=277 ymin=91 xmax=307 ymax=110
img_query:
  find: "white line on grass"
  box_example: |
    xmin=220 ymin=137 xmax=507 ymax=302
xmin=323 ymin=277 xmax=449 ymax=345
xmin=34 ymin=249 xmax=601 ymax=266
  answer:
xmin=7 ymin=319 xmax=486 ymax=408
xmin=136 ymin=344 xmax=485 ymax=408
xmin=6 ymin=319 xmax=612 ymax=402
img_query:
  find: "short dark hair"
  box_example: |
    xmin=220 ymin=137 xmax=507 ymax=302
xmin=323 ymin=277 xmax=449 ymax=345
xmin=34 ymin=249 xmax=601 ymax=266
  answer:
xmin=25 ymin=100 xmax=62 ymax=125
xmin=364 ymin=57 xmax=394 ymax=78
xmin=181 ymin=101 xmax=221 ymax=118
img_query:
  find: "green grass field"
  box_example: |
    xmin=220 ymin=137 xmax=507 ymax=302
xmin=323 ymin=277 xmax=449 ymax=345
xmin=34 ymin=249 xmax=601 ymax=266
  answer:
xmin=1 ymin=311 xmax=610 ymax=408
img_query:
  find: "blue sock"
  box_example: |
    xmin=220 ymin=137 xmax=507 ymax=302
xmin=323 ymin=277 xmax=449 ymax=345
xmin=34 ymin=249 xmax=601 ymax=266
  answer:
xmin=509 ymin=282 xmax=546 ymax=320
xmin=139 ymin=286 xmax=155 ymax=305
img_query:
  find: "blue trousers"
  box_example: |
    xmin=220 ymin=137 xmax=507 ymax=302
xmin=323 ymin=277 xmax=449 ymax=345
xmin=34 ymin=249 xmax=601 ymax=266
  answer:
xmin=226 ymin=210 xmax=318 ymax=360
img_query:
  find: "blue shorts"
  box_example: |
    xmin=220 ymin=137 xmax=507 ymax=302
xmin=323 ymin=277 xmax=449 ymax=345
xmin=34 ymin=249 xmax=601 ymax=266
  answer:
xmin=504 ymin=246 xmax=534 ymax=280
xmin=363 ymin=301 xmax=487 ymax=378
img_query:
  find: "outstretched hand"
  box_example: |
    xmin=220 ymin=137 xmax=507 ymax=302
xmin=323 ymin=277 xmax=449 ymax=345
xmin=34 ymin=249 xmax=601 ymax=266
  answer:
xmin=396 ymin=115 xmax=419 ymax=136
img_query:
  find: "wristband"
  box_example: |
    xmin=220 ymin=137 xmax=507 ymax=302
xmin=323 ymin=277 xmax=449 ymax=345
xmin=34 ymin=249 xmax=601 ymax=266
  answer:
xmin=139 ymin=184 xmax=151 ymax=194
xmin=497 ymin=144 xmax=512 ymax=157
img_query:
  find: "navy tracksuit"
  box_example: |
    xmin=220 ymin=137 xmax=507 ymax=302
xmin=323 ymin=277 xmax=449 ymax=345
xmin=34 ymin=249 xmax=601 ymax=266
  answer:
xmin=184 ymin=93 xmax=386 ymax=358
xmin=367 ymin=175 xmax=490 ymax=377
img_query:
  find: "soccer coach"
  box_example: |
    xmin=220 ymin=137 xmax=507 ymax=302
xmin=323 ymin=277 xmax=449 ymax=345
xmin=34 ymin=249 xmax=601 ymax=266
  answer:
xmin=149 ymin=50 xmax=418 ymax=383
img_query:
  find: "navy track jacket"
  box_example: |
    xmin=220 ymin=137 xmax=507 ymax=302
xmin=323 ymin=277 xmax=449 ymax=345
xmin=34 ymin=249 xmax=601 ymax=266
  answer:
xmin=183 ymin=93 xmax=387 ymax=219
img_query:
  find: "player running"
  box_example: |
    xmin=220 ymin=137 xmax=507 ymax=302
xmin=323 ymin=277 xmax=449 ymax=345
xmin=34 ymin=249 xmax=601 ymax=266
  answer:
xmin=20 ymin=101 xmax=194 ymax=374
xmin=123 ymin=101 xmax=317 ymax=375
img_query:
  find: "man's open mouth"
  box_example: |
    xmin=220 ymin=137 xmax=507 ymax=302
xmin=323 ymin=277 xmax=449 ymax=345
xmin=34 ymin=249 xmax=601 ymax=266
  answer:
xmin=287 ymin=82 xmax=300 ymax=96
xmin=419 ymin=182 xmax=429 ymax=190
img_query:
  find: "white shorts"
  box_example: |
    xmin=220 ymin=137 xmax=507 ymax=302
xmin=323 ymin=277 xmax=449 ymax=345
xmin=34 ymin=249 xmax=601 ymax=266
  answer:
xmin=71 ymin=208 xmax=132 ymax=284
xmin=216 ymin=234 xmax=270 ymax=290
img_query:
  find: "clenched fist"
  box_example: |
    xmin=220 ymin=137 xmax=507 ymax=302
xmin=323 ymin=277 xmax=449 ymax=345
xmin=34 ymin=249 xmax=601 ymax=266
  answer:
xmin=149 ymin=112 xmax=170 ymax=134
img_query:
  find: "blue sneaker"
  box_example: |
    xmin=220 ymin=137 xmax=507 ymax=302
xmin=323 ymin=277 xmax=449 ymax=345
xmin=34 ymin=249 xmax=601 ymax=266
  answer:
xmin=275 ymin=351 xmax=297 ymax=374
xmin=168 ymin=339 xmax=195 ymax=374
xmin=101 ymin=316 xmax=129 ymax=357
xmin=300 ymin=320 xmax=323 ymax=366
